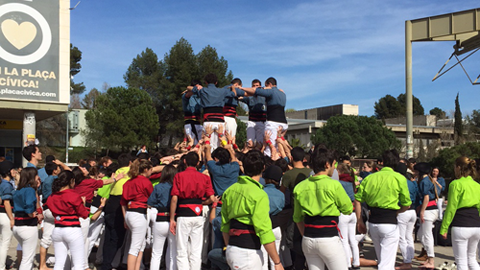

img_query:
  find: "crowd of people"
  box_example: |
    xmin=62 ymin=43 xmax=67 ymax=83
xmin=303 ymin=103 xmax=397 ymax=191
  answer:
xmin=0 ymin=74 xmax=479 ymax=270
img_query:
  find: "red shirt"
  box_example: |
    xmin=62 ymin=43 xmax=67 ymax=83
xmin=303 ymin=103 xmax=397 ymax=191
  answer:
xmin=74 ymin=178 xmax=104 ymax=203
xmin=44 ymin=189 xmax=89 ymax=219
xmin=171 ymin=167 xmax=214 ymax=199
xmin=120 ymin=175 xmax=154 ymax=206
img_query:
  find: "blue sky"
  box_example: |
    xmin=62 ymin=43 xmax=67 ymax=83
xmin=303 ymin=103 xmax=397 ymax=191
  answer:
xmin=70 ymin=1 xmax=480 ymax=117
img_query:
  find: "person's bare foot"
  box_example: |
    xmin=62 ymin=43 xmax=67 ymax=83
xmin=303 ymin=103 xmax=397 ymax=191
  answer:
xmin=395 ymin=263 xmax=412 ymax=270
xmin=39 ymin=266 xmax=53 ymax=270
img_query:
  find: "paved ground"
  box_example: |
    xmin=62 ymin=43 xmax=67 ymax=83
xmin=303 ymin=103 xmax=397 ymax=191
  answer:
xmin=6 ymin=231 xmax=457 ymax=270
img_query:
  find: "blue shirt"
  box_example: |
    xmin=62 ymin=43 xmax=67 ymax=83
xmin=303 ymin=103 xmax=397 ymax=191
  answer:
xmin=38 ymin=168 xmax=48 ymax=182
xmin=406 ymin=179 xmax=418 ymax=207
xmin=147 ymin=182 xmax=172 ymax=209
xmin=193 ymin=84 xmax=235 ymax=108
xmin=241 ymin=96 xmax=266 ymax=113
xmin=255 ymin=87 xmax=287 ymax=123
xmin=13 ymin=187 xmax=37 ymax=214
xmin=0 ymin=179 xmax=14 ymax=201
xmin=207 ymin=160 xmax=239 ymax=196
xmin=437 ymin=177 xmax=446 ymax=194
xmin=223 ymin=86 xmax=245 ymax=107
xmin=263 ymin=183 xmax=285 ymax=216
xmin=418 ymin=176 xmax=441 ymax=202
xmin=339 ymin=180 xmax=355 ymax=202
xmin=182 ymin=93 xmax=202 ymax=115
xmin=42 ymin=175 xmax=57 ymax=202
xmin=26 ymin=162 xmax=36 ymax=169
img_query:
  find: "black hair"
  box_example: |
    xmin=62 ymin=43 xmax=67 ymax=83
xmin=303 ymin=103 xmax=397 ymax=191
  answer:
xmin=45 ymin=155 xmax=56 ymax=163
xmin=407 ymin=158 xmax=416 ymax=164
xmin=184 ymin=152 xmax=199 ymax=167
xmin=99 ymin=167 xmax=111 ymax=177
xmin=45 ymin=162 xmax=58 ymax=176
xmin=107 ymin=162 xmax=120 ymax=173
xmin=204 ymin=73 xmax=218 ymax=85
xmin=191 ymin=79 xmax=201 ymax=86
xmin=22 ymin=145 xmax=38 ymax=161
xmin=212 ymin=147 xmax=231 ymax=165
xmin=137 ymin=153 xmax=150 ymax=160
xmin=291 ymin=147 xmax=306 ymax=162
xmin=159 ymin=164 xmax=177 ymax=185
xmin=339 ymin=155 xmax=351 ymax=162
xmin=150 ymin=157 xmax=160 ymax=167
xmin=251 ymin=79 xmax=261 ymax=86
xmin=18 ymin=167 xmax=38 ymax=190
xmin=383 ymin=149 xmax=400 ymax=169
xmin=274 ymin=158 xmax=289 ymax=173
xmin=243 ymin=150 xmax=265 ymax=177
xmin=52 ymin=171 xmax=75 ymax=193
xmin=231 ymin=78 xmax=242 ymax=86
xmin=72 ymin=167 xmax=87 ymax=186
xmin=311 ymin=147 xmax=335 ymax=174
xmin=118 ymin=153 xmax=132 ymax=167
xmin=265 ymin=77 xmax=277 ymax=86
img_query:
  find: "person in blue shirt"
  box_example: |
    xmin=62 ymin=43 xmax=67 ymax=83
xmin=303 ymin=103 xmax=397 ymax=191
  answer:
xmin=22 ymin=145 xmax=42 ymax=169
xmin=430 ymin=167 xmax=446 ymax=220
xmin=147 ymin=164 xmax=177 ymax=270
xmin=0 ymin=160 xmax=15 ymax=270
xmin=183 ymin=80 xmax=204 ymax=145
xmin=239 ymin=79 xmax=267 ymax=147
xmin=223 ymin=78 xmax=245 ymax=141
xmin=37 ymin=155 xmax=56 ymax=183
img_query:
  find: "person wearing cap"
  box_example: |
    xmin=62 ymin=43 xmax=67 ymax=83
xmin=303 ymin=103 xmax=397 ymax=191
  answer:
xmin=261 ymin=165 xmax=285 ymax=270
xmin=0 ymin=160 xmax=15 ymax=270
xmin=354 ymin=149 xmax=411 ymax=270
xmin=415 ymin=162 xmax=441 ymax=268
xmin=293 ymin=147 xmax=352 ymax=270
xmin=221 ymin=150 xmax=284 ymax=270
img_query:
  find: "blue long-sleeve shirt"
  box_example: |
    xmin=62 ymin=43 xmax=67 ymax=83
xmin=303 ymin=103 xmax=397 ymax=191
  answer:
xmin=13 ymin=187 xmax=37 ymax=214
xmin=147 ymin=182 xmax=173 ymax=209
xmin=0 ymin=179 xmax=14 ymax=201
xmin=255 ymin=87 xmax=287 ymax=123
xmin=41 ymin=175 xmax=57 ymax=203
xmin=406 ymin=179 xmax=418 ymax=208
xmin=240 ymin=96 xmax=266 ymax=122
xmin=418 ymin=176 xmax=441 ymax=202
xmin=207 ymin=160 xmax=239 ymax=196
xmin=182 ymin=93 xmax=202 ymax=116
xmin=193 ymin=84 xmax=235 ymax=109
xmin=339 ymin=180 xmax=355 ymax=202
xmin=263 ymin=183 xmax=285 ymax=216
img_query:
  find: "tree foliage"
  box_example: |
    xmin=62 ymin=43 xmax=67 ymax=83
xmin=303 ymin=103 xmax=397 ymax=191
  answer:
xmin=374 ymin=94 xmax=424 ymax=119
xmin=429 ymin=107 xmax=446 ymax=119
xmin=431 ymin=142 xmax=480 ymax=179
xmin=70 ymin=44 xmax=86 ymax=95
xmin=235 ymin=119 xmax=247 ymax=149
xmin=81 ymin=88 xmax=101 ymax=109
xmin=311 ymin=115 xmax=401 ymax=158
xmin=83 ymin=87 xmax=159 ymax=152
xmin=454 ymin=93 xmax=463 ymax=145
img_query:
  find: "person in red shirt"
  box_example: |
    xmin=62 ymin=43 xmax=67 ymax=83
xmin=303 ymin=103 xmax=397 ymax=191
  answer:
xmin=44 ymin=170 xmax=90 ymax=270
xmin=169 ymin=152 xmax=215 ymax=270
xmin=121 ymin=159 xmax=154 ymax=270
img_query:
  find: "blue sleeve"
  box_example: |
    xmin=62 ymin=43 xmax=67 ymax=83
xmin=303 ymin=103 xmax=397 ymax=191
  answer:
xmin=235 ymin=88 xmax=245 ymax=97
xmin=0 ymin=182 xmax=13 ymax=200
xmin=207 ymin=160 xmax=217 ymax=175
xmin=255 ymin=88 xmax=273 ymax=98
xmin=438 ymin=177 xmax=446 ymax=192
xmin=239 ymin=96 xmax=250 ymax=105
xmin=225 ymin=89 xmax=235 ymax=98
xmin=24 ymin=188 xmax=37 ymax=214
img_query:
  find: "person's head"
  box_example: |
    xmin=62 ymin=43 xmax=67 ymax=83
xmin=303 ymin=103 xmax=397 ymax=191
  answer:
xmin=212 ymin=147 xmax=231 ymax=165
xmin=159 ymin=164 xmax=177 ymax=185
xmin=251 ymin=79 xmax=261 ymax=88
xmin=382 ymin=149 xmax=399 ymax=169
xmin=243 ymin=150 xmax=265 ymax=177
xmin=45 ymin=162 xmax=59 ymax=176
xmin=362 ymin=160 xmax=376 ymax=172
xmin=72 ymin=166 xmax=87 ymax=186
xmin=22 ymin=145 xmax=41 ymax=162
xmin=430 ymin=167 xmax=440 ymax=178
xmin=17 ymin=167 xmax=39 ymax=190
xmin=395 ymin=162 xmax=408 ymax=178
xmin=336 ymin=163 xmax=351 ymax=175
xmin=45 ymin=155 xmax=56 ymax=163
xmin=413 ymin=162 xmax=431 ymax=177
xmin=274 ymin=158 xmax=289 ymax=173
xmin=310 ymin=147 xmax=335 ymax=175
xmin=137 ymin=153 xmax=150 ymax=160
xmin=184 ymin=152 xmax=199 ymax=168
xmin=0 ymin=160 xmax=14 ymax=180
xmin=99 ymin=156 xmax=113 ymax=168
xmin=52 ymin=170 xmax=75 ymax=193
xmin=231 ymin=78 xmax=242 ymax=87
xmin=291 ymin=147 xmax=306 ymax=162
xmin=407 ymin=158 xmax=416 ymax=169
xmin=107 ymin=162 xmax=120 ymax=174
xmin=454 ymin=156 xmax=477 ymax=179
xmin=118 ymin=153 xmax=132 ymax=168
xmin=265 ymin=77 xmax=277 ymax=87
xmin=376 ymin=156 xmax=383 ymax=166
xmin=87 ymin=158 xmax=97 ymax=167
xmin=339 ymin=155 xmax=351 ymax=166
xmin=141 ymin=145 xmax=146 ymax=150
xmin=264 ymin=165 xmax=283 ymax=186
xmin=128 ymin=159 xmax=153 ymax=179
xmin=204 ymin=73 xmax=218 ymax=85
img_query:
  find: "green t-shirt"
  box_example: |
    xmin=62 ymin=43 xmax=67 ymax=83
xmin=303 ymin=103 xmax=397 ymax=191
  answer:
xmin=221 ymin=175 xmax=275 ymax=245
xmin=110 ymin=167 xmax=130 ymax=196
xmin=281 ymin=167 xmax=312 ymax=192
xmin=293 ymin=174 xmax=353 ymax=223
xmin=96 ymin=176 xmax=113 ymax=199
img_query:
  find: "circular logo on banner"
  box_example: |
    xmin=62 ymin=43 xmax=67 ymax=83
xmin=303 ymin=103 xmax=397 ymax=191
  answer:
xmin=0 ymin=3 xmax=51 ymax=65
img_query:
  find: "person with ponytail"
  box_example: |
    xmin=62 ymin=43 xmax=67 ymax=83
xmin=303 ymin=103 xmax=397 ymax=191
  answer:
xmin=440 ymin=157 xmax=480 ymax=270
xmin=12 ymin=167 xmax=42 ymax=270
xmin=121 ymin=159 xmax=154 ymax=270
xmin=44 ymin=170 xmax=90 ymax=270
xmin=147 ymin=164 xmax=177 ymax=270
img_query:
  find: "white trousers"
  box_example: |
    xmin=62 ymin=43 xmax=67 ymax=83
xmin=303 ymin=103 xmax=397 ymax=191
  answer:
xmin=226 ymin=245 xmax=263 ymax=270
xmin=79 ymin=217 xmax=90 ymax=268
xmin=87 ymin=205 xmax=105 ymax=257
xmin=13 ymin=225 xmax=38 ymax=270
xmin=52 ymin=227 xmax=85 ymax=270
xmin=184 ymin=123 xmax=204 ymax=145
xmin=264 ymin=121 xmax=288 ymax=157
xmin=146 ymin=207 xmax=157 ymax=248
xmin=40 ymin=209 xmax=55 ymax=249
xmin=0 ymin=213 xmax=12 ymax=270
xmin=338 ymin=212 xmax=359 ymax=267
xmin=247 ymin=121 xmax=265 ymax=144
xmin=302 ymin=236 xmax=347 ymax=270
xmin=369 ymin=223 xmax=399 ymax=270
xmin=437 ymin=198 xmax=444 ymax=220
xmin=150 ymin=221 xmax=177 ymax=270
xmin=176 ymin=216 xmax=204 ymax=270
xmin=397 ymin=210 xmax=416 ymax=263
xmin=451 ymin=227 xmax=480 ymax=270
xmin=125 ymin=211 xmax=148 ymax=256
xmin=261 ymin=226 xmax=282 ymax=270
xmin=203 ymin=122 xmax=224 ymax=151
xmin=224 ymin=116 xmax=237 ymax=138
xmin=418 ymin=209 xmax=438 ymax=258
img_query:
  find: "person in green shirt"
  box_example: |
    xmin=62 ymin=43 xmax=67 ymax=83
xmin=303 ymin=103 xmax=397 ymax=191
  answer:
xmin=440 ymin=156 xmax=480 ymax=270
xmin=221 ymin=150 xmax=284 ymax=270
xmin=293 ymin=147 xmax=353 ymax=270
xmin=354 ymin=149 xmax=411 ymax=270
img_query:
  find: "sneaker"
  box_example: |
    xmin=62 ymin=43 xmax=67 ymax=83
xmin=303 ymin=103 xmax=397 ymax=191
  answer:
xmin=437 ymin=261 xmax=449 ymax=270
xmin=46 ymin=256 xmax=55 ymax=264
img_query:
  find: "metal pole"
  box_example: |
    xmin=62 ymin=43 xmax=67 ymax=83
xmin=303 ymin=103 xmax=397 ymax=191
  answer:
xmin=66 ymin=111 xmax=69 ymax=163
xmin=405 ymin=20 xmax=414 ymax=158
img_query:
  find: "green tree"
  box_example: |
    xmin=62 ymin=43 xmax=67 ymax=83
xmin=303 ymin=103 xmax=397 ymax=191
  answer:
xmin=429 ymin=107 xmax=446 ymax=119
xmin=83 ymin=87 xmax=159 ymax=152
xmin=374 ymin=94 xmax=424 ymax=119
xmin=431 ymin=142 xmax=480 ymax=179
xmin=81 ymin=88 xmax=101 ymax=109
xmin=196 ymin=45 xmax=233 ymax=87
xmin=235 ymin=119 xmax=247 ymax=148
xmin=397 ymin=93 xmax=424 ymax=116
xmin=454 ymin=93 xmax=463 ymax=145
xmin=70 ymin=44 xmax=86 ymax=95
xmin=311 ymin=115 xmax=400 ymax=158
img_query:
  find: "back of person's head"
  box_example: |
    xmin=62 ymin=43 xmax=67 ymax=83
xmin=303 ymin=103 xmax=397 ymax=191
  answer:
xmin=184 ymin=152 xmax=199 ymax=167
xmin=72 ymin=166 xmax=87 ymax=186
xmin=395 ymin=162 xmax=408 ymax=178
xmin=99 ymin=167 xmax=111 ymax=178
xmin=0 ymin=160 xmax=14 ymax=179
xmin=243 ymin=150 xmax=265 ymax=177
xmin=231 ymin=78 xmax=242 ymax=86
xmin=339 ymin=155 xmax=351 ymax=163
xmin=303 ymin=152 xmax=311 ymax=167
xmin=204 ymin=73 xmax=218 ymax=85
xmin=128 ymin=159 xmax=153 ymax=179
xmin=265 ymin=77 xmax=277 ymax=86
xmin=99 ymin=156 xmax=112 ymax=167
xmin=264 ymin=156 xmax=273 ymax=168
xmin=118 ymin=153 xmax=132 ymax=168
xmin=274 ymin=158 xmax=289 ymax=173
xmin=22 ymin=145 xmax=37 ymax=161
xmin=159 ymin=164 xmax=177 ymax=185
xmin=18 ymin=167 xmax=38 ymax=190
xmin=407 ymin=158 xmax=416 ymax=165
xmin=264 ymin=165 xmax=283 ymax=185
xmin=137 ymin=153 xmax=150 ymax=160
xmin=108 ymin=162 xmax=120 ymax=173
xmin=291 ymin=147 xmax=306 ymax=162
xmin=336 ymin=163 xmax=351 ymax=175
xmin=150 ymin=157 xmax=160 ymax=167
xmin=212 ymin=148 xmax=230 ymax=165
xmin=45 ymin=155 xmax=56 ymax=163
xmin=364 ymin=160 xmax=377 ymax=171
xmin=52 ymin=170 xmax=74 ymax=193
xmin=382 ymin=149 xmax=400 ymax=168
xmin=45 ymin=162 xmax=58 ymax=176
xmin=455 ymin=156 xmax=477 ymax=179
xmin=311 ymin=147 xmax=335 ymax=174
